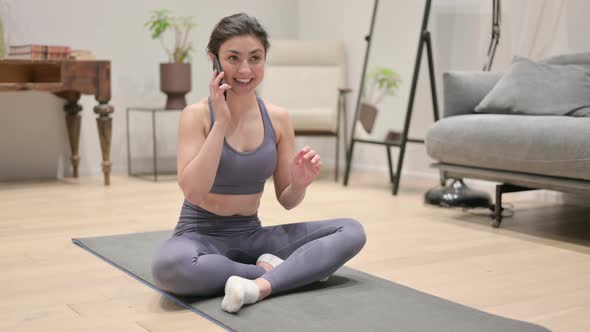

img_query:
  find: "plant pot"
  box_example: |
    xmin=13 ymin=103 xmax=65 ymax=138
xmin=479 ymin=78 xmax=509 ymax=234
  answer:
xmin=359 ymin=102 xmax=378 ymax=134
xmin=160 ymin=63 xmax=191 ymax=110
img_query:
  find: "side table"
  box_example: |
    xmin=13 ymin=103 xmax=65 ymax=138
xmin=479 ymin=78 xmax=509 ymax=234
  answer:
xmin=0 ymin=59 xmax=113 ymax=185
xmin=126 ymin=107 xmax=182 ymax=181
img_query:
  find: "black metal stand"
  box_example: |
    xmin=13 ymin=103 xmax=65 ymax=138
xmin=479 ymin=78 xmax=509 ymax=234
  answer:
xmin=344 ymin=0 xmax=440 ymax=195
xmin=483 ymin=0 xmax=501 ymax=71
xmin=334 ymin=89 xmax=350 ymax=182
xmin=126 ymin=106 xmax=181 ymax=181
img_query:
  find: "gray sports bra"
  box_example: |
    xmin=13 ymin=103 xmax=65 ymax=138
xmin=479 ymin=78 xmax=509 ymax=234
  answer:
xmin=207 ymin=96 xmax=277 ymax=195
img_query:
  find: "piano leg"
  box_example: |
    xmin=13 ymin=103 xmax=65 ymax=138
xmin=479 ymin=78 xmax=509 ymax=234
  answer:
xmin=94 ymin=103 xmax=114 ymax=186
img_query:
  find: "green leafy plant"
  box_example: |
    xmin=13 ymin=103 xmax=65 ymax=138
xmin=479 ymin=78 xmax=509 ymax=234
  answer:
xmin=364 ymin=66 xmax=402 ymax=105
xmin=145 ymin=10 xmax=196 ymax=63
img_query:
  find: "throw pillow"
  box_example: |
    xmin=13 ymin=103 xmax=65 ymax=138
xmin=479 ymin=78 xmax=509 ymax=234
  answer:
xmin=542 ymin=52 xmax=590 ymax=66
xmin=443 ymin=71 xmax=503 ymax=117
xmin=510 ymin=53 xmax=590 ymax=66
xmin=475 ymin=58 xmax=590 ymax=116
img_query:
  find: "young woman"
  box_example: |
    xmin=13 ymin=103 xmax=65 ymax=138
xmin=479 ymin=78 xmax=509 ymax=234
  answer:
xmin=152 ymin=13 xmax=366 ymax=313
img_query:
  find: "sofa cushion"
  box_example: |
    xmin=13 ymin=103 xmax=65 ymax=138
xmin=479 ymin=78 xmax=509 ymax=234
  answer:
xmin=426 ymin=114 xmax=590 ymax=181
xmin=474 ymin=58 xmax=590 ymax=117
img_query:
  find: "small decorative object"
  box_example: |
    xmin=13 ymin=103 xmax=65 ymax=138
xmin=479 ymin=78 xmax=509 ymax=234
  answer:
xmin=359 ymin=66 xmax=401 ymax=134
xmin=145 ymin=10 xmax=196 ymax=109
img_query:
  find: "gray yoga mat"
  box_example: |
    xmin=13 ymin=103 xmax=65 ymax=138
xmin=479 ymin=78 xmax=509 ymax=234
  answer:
xmin=73 ymin=231 xmax=551 ymax=332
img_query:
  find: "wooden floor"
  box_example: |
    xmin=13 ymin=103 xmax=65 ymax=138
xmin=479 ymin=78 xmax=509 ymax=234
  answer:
xmin=1 ymin=171 xmax=589 ymax=332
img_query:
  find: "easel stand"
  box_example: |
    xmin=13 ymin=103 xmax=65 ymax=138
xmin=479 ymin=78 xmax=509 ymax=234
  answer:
xmin=344 ymin=0 xmax=440 ymax=195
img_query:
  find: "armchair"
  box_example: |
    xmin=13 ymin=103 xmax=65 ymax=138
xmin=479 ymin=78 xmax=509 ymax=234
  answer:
xmin=259 ymin=40 xmax=350 ymax=181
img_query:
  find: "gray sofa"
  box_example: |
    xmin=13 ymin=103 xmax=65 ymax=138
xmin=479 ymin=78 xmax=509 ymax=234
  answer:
xmin=425 ymin=54 xmax=590 ymax=227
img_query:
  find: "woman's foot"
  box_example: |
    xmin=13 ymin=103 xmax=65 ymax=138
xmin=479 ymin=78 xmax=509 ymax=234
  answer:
xmin=256 ymin=261 xmax=273 ymax=272
xmin=256 ymin=253 xmax=331 ymax=282
xmin=256 ymin=253 xmax=283 ymax=272
xmin=221 ymin=276 xmax=272 ymax=313
xmin=221 ymin=276 xmax=259 ymax=313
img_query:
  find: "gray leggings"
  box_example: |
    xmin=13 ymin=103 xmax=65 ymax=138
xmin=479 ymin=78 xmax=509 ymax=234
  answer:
xmin=151 ymin=200 xmax=366 ymax=297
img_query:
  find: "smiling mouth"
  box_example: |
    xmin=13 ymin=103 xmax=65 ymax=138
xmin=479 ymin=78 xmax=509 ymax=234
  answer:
xmin=234 ymin=78 xmax=253 ymax=85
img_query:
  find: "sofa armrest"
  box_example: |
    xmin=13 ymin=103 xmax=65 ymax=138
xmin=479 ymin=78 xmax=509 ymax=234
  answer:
xmin=443 ymin=71 xmax=503 ymax=118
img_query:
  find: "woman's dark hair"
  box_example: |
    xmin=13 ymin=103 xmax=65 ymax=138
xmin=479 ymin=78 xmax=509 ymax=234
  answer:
xmin=207 ymin=13 xmax=270 ymax=56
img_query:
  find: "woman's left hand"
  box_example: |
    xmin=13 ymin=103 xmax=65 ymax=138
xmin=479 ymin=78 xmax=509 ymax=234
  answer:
xmin=291 ymin=146 xmax=322 ymax=189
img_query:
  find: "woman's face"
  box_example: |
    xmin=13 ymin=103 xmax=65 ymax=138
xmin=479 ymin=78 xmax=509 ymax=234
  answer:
xmin=215 ymin=34 xmax=265 ymax=96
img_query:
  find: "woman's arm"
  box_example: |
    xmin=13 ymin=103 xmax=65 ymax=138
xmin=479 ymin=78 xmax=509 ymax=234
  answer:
xmin=177 ymin=70 xmax=232 ymax=204
xmin=271 ymin=106 xmax=322 ymax=210
xmin=176 ymin=103 xmax=228 ymax=205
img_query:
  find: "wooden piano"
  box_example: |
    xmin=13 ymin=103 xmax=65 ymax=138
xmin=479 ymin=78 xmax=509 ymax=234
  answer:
xmin=0 ymin=59 xmax=113 ymax=185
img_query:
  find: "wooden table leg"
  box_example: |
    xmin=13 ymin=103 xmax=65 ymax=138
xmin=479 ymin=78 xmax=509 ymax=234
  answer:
xmin=94 ymin=103 xmax=113 ymax=186
xmin=61 ymin=91 xmax=82 ymax=178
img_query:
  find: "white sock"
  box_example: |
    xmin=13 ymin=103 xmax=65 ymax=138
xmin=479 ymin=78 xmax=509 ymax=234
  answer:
xmin=257 ymin=253 xmax=284 ymax=268
xmin=257 ymin=253 xmax=330 ymax=282
xmin=221 ymin=276 xmax=259 ymax=313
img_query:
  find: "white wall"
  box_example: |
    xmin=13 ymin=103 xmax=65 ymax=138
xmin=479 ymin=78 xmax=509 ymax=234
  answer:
xmin=0 ymin=0 xmax=298 ymax=181
xmin=2 ymin=0 xmax=590 ymax=185
xmin=298 ymin=0 xmax=590 ymax=183
xmin=296 ymin=0 xmax=494 ymax=180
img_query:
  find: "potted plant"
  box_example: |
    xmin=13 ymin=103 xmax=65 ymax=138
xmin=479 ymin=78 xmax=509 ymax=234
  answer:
xmin=145 ymin=10 xmax=196 ymax=109
xmin=357 ymin=66 xmax=401 ymax=137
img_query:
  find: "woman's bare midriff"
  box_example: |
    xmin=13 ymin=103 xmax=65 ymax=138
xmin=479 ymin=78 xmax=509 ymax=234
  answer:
xmin=196 ymin=192 xmax=263 ymax=216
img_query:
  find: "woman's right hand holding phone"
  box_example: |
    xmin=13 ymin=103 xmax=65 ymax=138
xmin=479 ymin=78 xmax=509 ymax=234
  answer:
xmin=209 ymin=69 xmax=232 ymax=126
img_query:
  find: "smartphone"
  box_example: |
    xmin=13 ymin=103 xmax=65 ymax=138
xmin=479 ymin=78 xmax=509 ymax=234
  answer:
xmin=212 ymin=55 xmax=227 ymax=99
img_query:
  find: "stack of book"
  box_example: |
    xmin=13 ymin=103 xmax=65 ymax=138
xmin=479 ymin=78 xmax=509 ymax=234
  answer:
xmin=68 ymin=49 xmax=95 ymax=60
xmin=6 ymin=44 xmax=73 ymax=60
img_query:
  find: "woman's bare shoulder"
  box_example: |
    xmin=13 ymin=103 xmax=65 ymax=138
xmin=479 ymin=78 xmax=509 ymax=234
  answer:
xmin=261 ymin=99 xmax=292 ymax=142
xmin=262 ymin=99 xmax=289 ymax=123
xmin=180 ymin=98 xmax=211 ymax=132
xmin=182 ymin=98 xmax=209 ymax=118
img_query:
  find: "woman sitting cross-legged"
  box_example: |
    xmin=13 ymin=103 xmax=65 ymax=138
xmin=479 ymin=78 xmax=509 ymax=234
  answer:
xmin=151 ymin=12 xmax=367 ymax=314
